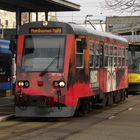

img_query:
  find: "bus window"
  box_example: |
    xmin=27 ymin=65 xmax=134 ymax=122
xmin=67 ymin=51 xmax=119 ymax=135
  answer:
xmin=76 ymin=39 xmax=84 ymax=68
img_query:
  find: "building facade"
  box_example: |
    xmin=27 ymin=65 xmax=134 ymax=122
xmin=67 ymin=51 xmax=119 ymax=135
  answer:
xmin=106 ymin=16 xmax=140 ymax=44
xmin=0 ymin=10 xmax=16 ymax=28
xmin=0 ymin=10 xmax=57 ymax=28
xmin=0 ymin=10 xmax=57 ymax=38
xmin=106 ymin=16 xmax=140 ymax=35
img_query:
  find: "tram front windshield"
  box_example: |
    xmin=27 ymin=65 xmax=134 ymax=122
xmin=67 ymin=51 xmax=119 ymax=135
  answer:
xmin=128 ymin=46 xmax=140 ymax=73
xmin=22 ymin=35 xmax=65 ymax=72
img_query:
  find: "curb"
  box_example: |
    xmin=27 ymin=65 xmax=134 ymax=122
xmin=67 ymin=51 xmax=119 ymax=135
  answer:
xmin=0 ymin=114 xmax=15 ymax=122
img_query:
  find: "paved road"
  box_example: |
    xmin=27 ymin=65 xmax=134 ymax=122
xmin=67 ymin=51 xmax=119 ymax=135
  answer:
xmin=0 ymin=95 xmax=139 ymax=140
xmin=0 ymin=96 xmax=14 ymax=118
xmin=65 ymin=96 xmax=140 ymax=140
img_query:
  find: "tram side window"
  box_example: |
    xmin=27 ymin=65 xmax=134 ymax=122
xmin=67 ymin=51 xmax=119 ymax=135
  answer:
xmin=118 ymin=47 xmax=122 ymax=66
xmin=89 ymin=40 xmax=95 ymax=68
xmin=76 ymin=39 xmax=84 ymax=68
xmin=104 ymin=45 xmax=109 ymax=67
xmin=114 ymin=47 xmax=117 ymax=66
xmin=109 ymin=45 xmax=114 ymax=67
xmin=126 ymin=48 xmax=128 ymax=66
xmin=99 ymin=43 xmax=103 ymax=67
xmin=122 ymin=48 xmax=125 ymax=66
xmin=95 ymin=42 xmax=103 ymax=67
xmin=95 ymin=43 xmax=100 ymax=67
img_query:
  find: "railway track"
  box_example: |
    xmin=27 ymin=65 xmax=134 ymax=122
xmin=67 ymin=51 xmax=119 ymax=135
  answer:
xmin=0 ymin=95 xmax=139 ymax=140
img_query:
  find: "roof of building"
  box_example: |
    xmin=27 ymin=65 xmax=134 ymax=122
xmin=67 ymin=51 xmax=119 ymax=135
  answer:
xmin=0 ymin=0 xmax=80 ymax=12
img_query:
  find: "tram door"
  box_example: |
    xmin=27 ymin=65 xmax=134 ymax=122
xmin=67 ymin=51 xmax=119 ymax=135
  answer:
xmin=89 ymin=40 xmax=99 ymax=94
xmin=75 ymin=37 xmax=87 ymax=82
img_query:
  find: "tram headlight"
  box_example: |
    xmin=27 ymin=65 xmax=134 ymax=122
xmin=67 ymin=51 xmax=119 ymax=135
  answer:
xmin=53 ymin=81 xmax=65 ymax=88
xmin=53 ymin=81 xmax=59 ymax=87
xmin=59 ymin=81 xmax=65 ymax=88
xmin=18 ymin=81 xmax=24 ymax=87
xmin=18 ymin=81 xmax=30 ymax=88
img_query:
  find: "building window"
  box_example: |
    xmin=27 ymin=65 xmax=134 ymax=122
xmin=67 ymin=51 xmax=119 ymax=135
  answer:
xmin=5 ymin=20 xmax=8 ymax=27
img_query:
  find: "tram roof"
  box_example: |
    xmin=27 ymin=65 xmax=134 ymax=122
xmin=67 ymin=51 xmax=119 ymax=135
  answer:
xmin=70 ymin=23 xmax=128 ymax=43
xmin=18 ymin=21 xmax=128 ymax=44
xmin=0 ymin=0 xmax=80 ymax=12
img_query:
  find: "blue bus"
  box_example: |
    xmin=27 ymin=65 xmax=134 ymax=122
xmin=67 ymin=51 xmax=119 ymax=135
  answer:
xmin=0 ymin=39 xmax=12 ymax=97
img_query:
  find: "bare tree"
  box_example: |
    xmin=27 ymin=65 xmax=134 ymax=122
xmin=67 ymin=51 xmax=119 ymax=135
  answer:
xmin=105 ymin=0 xmax=140 ymax=13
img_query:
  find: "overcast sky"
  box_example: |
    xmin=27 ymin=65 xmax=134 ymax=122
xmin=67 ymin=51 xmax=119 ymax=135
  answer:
xmin=56 ymin=0 xmax=139 ymax=24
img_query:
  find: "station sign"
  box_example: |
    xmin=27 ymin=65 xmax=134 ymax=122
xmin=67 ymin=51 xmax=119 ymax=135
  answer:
xmin=29 ymin=27 xmax=62 ymax=34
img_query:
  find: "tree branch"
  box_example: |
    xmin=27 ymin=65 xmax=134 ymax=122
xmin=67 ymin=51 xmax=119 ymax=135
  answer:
xmin=105 ymin=0 xmax=140 ymax=13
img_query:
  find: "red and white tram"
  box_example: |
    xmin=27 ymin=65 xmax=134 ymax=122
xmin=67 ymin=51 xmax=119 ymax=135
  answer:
xmin=13 ymin=21 xmax=128 ymax=117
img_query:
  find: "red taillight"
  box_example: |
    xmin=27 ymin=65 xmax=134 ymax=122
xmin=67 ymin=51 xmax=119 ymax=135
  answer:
xmin=37 ymin=81 xmax=44 ymax=87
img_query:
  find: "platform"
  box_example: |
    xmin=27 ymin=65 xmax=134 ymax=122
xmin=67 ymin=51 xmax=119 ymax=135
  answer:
xmin=0 ymin=96 xmax=15 ymax=121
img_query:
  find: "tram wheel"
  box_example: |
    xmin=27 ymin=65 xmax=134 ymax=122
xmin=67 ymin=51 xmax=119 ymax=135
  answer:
xmin=101 ymin=93 xmax=107 ymax=107
xmin=107 ymin=92 xmax=113 ymax=106
xmin=113 ymin=91 xmax=121 ymax=103
xmin=75 ymin=97 xmax=91 ymax=117
xmin=120 ymin=90 xmax=126 ymax=102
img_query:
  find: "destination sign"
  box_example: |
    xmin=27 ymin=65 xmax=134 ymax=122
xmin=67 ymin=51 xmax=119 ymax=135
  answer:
xmin=30 ymin=27 xmax=62 ymax=34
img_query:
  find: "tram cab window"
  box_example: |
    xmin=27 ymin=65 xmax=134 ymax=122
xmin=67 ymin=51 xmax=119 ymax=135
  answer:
xmin=76 ymin=39 xmax=84 ymax=68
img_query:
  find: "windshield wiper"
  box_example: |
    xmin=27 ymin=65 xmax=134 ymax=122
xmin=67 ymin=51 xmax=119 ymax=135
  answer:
xmin=40 ymin=44 xmax=61 ymax=77
xmin=39 ymin=55 xmax=58 ymax=77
